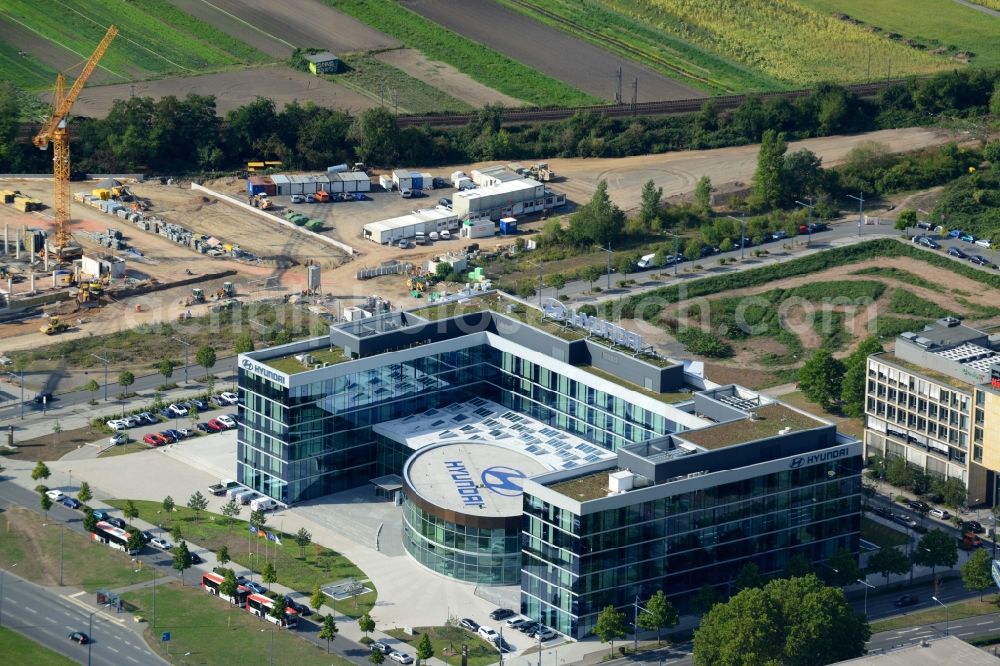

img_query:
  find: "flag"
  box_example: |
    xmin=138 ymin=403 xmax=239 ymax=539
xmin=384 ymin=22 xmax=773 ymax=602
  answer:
xmin=248 ymin=525 xmax=256 ymax=535
xmin=268 ymin=532 xmax=282 ymax=546
xmin=258 ymin=529 xmax=266 ymax=537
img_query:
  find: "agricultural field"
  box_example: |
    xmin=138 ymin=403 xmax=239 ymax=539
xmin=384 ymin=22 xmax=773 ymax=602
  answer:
xmin=0 ymin=0 xmax=271 ymax=90
xmin=339 ymin=54 xmax=474 ymax=114
xmin=797 ymin=0 xmax=1000 ymax=69
xmin=0 ymin=37 xmax=55 ymax=91
xmin=518 ymin=0 xmax=955 ymax=90
xmin=324 ymin=0 xmax=599 ymax=107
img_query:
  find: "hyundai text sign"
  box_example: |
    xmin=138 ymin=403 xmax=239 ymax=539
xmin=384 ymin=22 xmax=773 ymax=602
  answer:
xmin=239 ymin=357 xmax=289 ymax=387
xmin=790 ymin=447 xmax=850 ymax=469
xmin=445 ymin=461 xmax=486 ymax=509
xmin=542 ymin=299 xmax=643 ymax=352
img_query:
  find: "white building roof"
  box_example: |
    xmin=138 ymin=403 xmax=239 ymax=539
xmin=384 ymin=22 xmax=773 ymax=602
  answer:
xmin=454 ymin=178 xmax=540 ymax=202
xmin=364 ymin=207 xmax=456 ymax=233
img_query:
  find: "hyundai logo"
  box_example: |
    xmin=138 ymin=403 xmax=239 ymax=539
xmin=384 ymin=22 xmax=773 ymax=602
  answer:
xmin=241 ymin=358 xmax=254 ymax=370
xmin=790 ymin=457 xmax=804 ymax=469
xmin=481 ymin=467 xmax=528 ymax=496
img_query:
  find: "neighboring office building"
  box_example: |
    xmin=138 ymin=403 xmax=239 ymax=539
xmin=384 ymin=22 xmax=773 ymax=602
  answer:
xmin=236 ymin=293 xmax=861 ymax=639
xmin=451 ymin=177 xmax=566 ymax=222
xmin=864 ymin=317 xmax=1000 ymax=506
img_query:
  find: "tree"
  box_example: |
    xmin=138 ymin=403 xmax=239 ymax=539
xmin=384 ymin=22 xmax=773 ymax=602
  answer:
xmin=77 ymin=481 xmax=92 ymax=505
xmin=782 ymin=149 xmax=824 ymax=200
xmin=840 ymin=337 xmax=883 ymax=417
xmin=349 ymin=107 xmax=400 ymax=166
xmin=824 ymin=549 xmax=862 ymax=587
xmin=991 ymin=82 xmax=1000 ymax=117
xmin=195 ymin=346 xmax=216 ymax=381
xmin=51 ymin=420 xmax=62 ymax=445
xmin=188 ymin=406 xmax=199 ymax=429
xmin=693 ymin=575 xmax=869 ymax=666
xmin=690 ymin=585 xmax=721 ymax=616
xmin=583 ymin=264 xmax=604 ymax=292
xmin=123 ymin=499 xmax=139 ymax=526
xmin=358 ymin=611 xmax=375 ymax=639
xmin=234 ymin=334 xmax=255 ymax=354
xmin=157 ymin=359 xmax=176 ymax=387
xmin=217 ymin=545 xmax=230 ymax=567
xmin=894 ymin=209 xmax=918 ymax=231
xmin=885 ymin=456 xmax=916 ymax=489
xmin=638 ymin=590 xmax=680 ymax=644
xmin=262 ymin=560 xmax=277 ymax=586
xmin=797 ymin=349 xmax=845 ymax=410
xmin=694 ymin=175 xmax=712 ymax=213
xmin=162 ymin=495 xmax=175 ymax=516
xmin=319 ymin=614 xmax=339 ymax=653
xmin=117 ymin=370 xmax=135 ymax=396
xmin=568 ymin=180 xmax=625 ymax=246
xmin=735 ymin=562 xmax=763 ymax=591
xmin=85 ymin=378 xmax=100 ymax=403
xmin=962 ymin=548 xmax=994 ymax=600
xmin=416 ymin=632 xmax=434 ymax=666
xmin=173 ymin=541 xmax=193 ymax=582
xmin=172 ymin=524 xmax=183 ymax=543
xmin=219 ymin=568 xmax=238 ymax=604
xmin=187 ymin=491 xmax=208 ymax=522
xmin=915 ymin=529 xmax=958 ymax=577
xmin=930 ymin=476 xmax=966 ymax=508
xmin=545 ymin=272 xmax=566 ymax=298
xmin=127 ymin=529 xmax=145 ymax=554
xmin=83 ymin=509 xmax=98 ymax=534
xmin=31 ymin=461 xmax=51 ymax=482
xmin=751 ymin=129 xmax=788 ymax=210
xmin=311 ymin=583 xmax=326 ymax=615
xmin=639 ymin=179 xmax=663 ymax=224
xmin=270 ymin=594 xmax=287 ymax=623
xmin=615 ymin=254 xmax=636 ymax=282
xmin=783 ymin=554 xmax=814 ymax=579
xmin=685 ymin=238 xmax=706 ymax=263
xmin=593 ymin=605 xmax=627 ymax=656
xmin=221 ymin=499 xmax=241 ymax=528
xmin=295 ymin=527 xmax=312 ymax=558
xmin=40 ymin=491 xmax=52 ymax=519
xmin=369 ymin=649 xmax=386 ymax=666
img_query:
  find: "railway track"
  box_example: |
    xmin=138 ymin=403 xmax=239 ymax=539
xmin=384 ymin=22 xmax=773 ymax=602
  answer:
xmin=397 ymin=79 xmax=903 ymax=128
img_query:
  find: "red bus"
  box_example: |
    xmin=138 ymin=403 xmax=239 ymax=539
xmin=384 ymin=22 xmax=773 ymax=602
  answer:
xmin=91 ymin=521 xmax=139 ymax=556
xmin=201 ymin=572 xmax=249 ymax=607
xmin=246 ymin=592 xmax=298 ymax=628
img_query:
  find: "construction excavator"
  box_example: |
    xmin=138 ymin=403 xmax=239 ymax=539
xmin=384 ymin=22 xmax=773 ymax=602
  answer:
xmin=33 ymin=25 xmax=118 ymax=257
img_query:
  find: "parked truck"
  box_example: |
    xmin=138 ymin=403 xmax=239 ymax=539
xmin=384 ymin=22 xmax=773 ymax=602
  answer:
xmin=208 ymin=479 xmax=240 ymax=496
xmin=250 ymin=497 xmax=279 ymax=512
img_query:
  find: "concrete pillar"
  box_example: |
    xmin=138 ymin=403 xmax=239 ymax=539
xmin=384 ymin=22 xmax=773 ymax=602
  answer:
xmin=30 ymin=273 xmax=35 ymax=293
xmin=44 ymin=244 xmax=49 ymax=272
xmin=3 ymin=224 xmax=7 ymax=255
xmin=52 ymin=271 xmax=56 ymax=288
xmin=7 ymin=277 xmax=11 ymax=297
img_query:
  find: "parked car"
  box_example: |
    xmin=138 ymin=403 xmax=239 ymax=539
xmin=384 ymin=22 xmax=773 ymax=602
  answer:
xmin=518 ymin=621 xmax=539 ymax=634
xmin=189 ymin=552 xmax=203 ymax=565
xmin=142 ymin=433 xmax=165 ymax=446
xmin=808 ymin=222 xmax=829 ymax=233
xmin=158 ymin=408 xmax=174 ymax=420
xmin=438 ymin=197 xmax=452 ymax=208
xmin=218 ymin=392 xmax=239 ymax=405
xmin=506 ymin=617 xmax=528 ymax=629
xmin=150 ymin=537 xmax=172 ymax=550
xmin=217 ymin=415 xmax=236 ymax=429
xmin=106 ymin=517 xmax=127 ymax=529
xmin=398 ymin=239 xmax=412 ymax=249
xmin=490 ymin=608 xmax=516 ymax=621
xmin=283 ymin=596 xmax=311 ymax=616
xmin=157 ymin=431 xmax=177 ymax=444
xmin=964 ymin=520 xmax=985 ymax=534
xmin=178 ymin=428 xmax=195 ymax=438
xmin=245 ymin=581 xmax=267 ymax=595
xmin=290 ymin=194 xmax=305 ymax=204
xmin=532 ymin=627 xmax=557 ymax=641
xmin=34 ymin=392 xmax=53 ymax=404
xmin=390 ymin=652 xmax=414 ymax=664
xmin=894 ymin=594 xmax=919 ymax=607
xmin=163 ymin=429 xmax=185 ymax=441
xmin=91 ymin=510 xmax=108 ymax=521
xmin=970 ymin=255 xmax=992 ymax=267
xmin=771 ymin=230 xmax=788 ymax=240
xmin=371 ymin=641 xmax=392 ymax=655
xmin=141 ymin=531 xmax=154 ymax=543
xmin=906 ymin=500 xmax=930 ymax=512
xmin=189 ymin=399 xmax=209 ymax=411
xmin=45 ymin=489 xmax=65 ymax=500
xmin=206 ymin=419 xmax=226 ymax=432
xmin=109 ymin=432 xmax=128 ymax=446
xmin=353 ymin=192 xmax=368 ymax=201
xmin=929 ymin=508 xmax=951 ymax=520
xmin=61 ymin=496 xmax=81 ymax=509
xmin=960 ymin=234 xmax=976 ymax=243
xmin=871 ymin=505 xmax=891 ymax=518
xmin=975 ymin=238 xmax=993 ymax=249
xmin=305 ymin=194 xmax=316 ymax=203
xmin=892 ymin=514 xmax=917 ymax=528
xmin=69 ymin=631 xmax=90 ymax=644
xmin=949 ymin=229 xmax=963 ymax=238
xmin=478 ymin=626 xmax=499 ymax=642
xmin=138 ymin=412 xmax=158 ymax=425
xmin=948 ymin=246 xmax=968 ymax=259
xmin=459 ymin=618 xmax=479 ymax=632
xmin=123 ymin=415 xmax=142 ymax=428
xmin=106 ymin=419 xmax=128 ymax=431
xmin=195 ymin=422 xmax=211 ymax=433
xmin=917 ymin=236 xmax=940 ymax=249
xmin=168 ymin=403 xmax=188 ymax=417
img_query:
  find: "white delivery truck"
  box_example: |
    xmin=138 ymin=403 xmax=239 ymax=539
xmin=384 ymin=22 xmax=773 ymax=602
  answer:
xmin=250 ymin=497 xmax=278 ymax=512
xmin=637 ymin=253 xmax=657 ymax=269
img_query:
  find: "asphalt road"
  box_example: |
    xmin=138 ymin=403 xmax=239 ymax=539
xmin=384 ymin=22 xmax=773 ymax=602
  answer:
xmin=0 ymin=569 xmax=166 ymax=666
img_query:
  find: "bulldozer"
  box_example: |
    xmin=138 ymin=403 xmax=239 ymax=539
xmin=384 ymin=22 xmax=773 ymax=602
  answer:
xmin=249 ymin=194 xmax=272 ymax=210
xmin=222 ymin=281 xmax=235 ymax=297
xmin=185 ymin=287 xmax=205 ymax=306
xmin=40 ymin=316 xmax=70 ymax=335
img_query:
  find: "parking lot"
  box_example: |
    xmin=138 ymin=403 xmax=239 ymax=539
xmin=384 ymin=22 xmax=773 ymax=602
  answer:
xmin=909 ymin=226 xmax=999 ymax=268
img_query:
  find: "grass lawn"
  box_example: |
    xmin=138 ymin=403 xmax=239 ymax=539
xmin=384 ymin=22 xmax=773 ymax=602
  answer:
xmin=871 ymin=594 xmax=1000 ymax=632
xmin=122 ymin=582 xmax=353 ymax=666
xmin=0 ymin=626 xmax=77 ymax=664
xmin=772 ymin=390 xmax=865 ymax=440
xmin=99 ymin=442 xmax=151 ymax=458
xmin=386 ymin=625 xmax=498 ymax=666
xmin=861 ymin=517 xmax=911 ymax=549
xmin=0 ymin=506 xmax=147 ymax=592
xmin=338 ymin=55 xmax=473 ymax=114
xmin=105 ymin=500 xmax=375 ymax=615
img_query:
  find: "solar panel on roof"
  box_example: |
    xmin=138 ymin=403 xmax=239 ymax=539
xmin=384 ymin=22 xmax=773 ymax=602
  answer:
xmin=474 ymin=408 xmax=494 ymax=417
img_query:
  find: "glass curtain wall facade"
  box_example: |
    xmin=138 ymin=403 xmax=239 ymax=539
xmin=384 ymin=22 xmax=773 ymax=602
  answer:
xmin=521 ymin=458 xmax=862 ymax=638
xmin=240 ymin=345 xmax=679 ymax=504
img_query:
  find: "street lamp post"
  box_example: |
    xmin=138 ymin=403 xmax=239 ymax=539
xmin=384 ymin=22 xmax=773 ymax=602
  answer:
xmin=795 ymin=198 xmax=814 ymax=247
xmin=526 ymin=259 xmax=543 ymax=306
xmin=0 ymin=563 xmax=18 ymax=627
xmin=171 ymin=336 xmax=191 ymax=384
xmin=726 ymin=215 xmax=747 ymax=260
xmin=847 ymin=192 xmax=865 ymax=237
xmin=90 ymin=351 xmax=110 ymax=402
xmin=931 ymin=596 xmax=949 ymax=635
xmin=596 ymin=243 xmax=613 ymax=290
xmin=857 ymin=578 xmax=875 ymax=616
xmin=88 ymin=600 xmax=114 ymax=666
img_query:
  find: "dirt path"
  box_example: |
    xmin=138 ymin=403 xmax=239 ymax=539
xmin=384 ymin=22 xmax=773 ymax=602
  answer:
xmin=376 ymin=49 xmax=524 ymax=108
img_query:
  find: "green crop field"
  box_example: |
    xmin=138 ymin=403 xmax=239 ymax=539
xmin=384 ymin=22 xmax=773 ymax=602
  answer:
xmin=0 ymin=0 xmax=271 ymax=90
xmin=0 ymin=40 xmax=57 ymax=91
xmin=527 ymin=0 xmax=953 ymax=88
xmin=323 ymin=0 xmax=598 ymax=107
xmin=796 ymin=0 xmax=1000 ymax=69
xmin=339 ymin=55 xmax=473 ymax=115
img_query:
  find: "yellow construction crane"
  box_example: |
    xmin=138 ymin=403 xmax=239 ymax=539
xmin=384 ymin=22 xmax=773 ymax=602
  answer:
xmin=33 ymin=25 xmax=118 ymax=253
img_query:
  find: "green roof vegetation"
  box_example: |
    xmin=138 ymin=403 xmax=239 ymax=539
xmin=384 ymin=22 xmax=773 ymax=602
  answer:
xmin=549 ymin=470 xmax=617 ymax=502
xmin=680 ymin=403 xmax=825 ymax=450
xmin=263 ymin=347 xmax=348 ymax=374
xmin=580 ymin=365 xmax=691 ymax=405
xmin=875 ymin=352 xmax=973 ymax=393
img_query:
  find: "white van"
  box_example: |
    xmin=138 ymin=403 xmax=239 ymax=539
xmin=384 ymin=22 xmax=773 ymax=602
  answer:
xmin=975 ymin=238 xmax=993 ymax=249
xmin=250 ymin=497 xmax=278 ymax=512
xmin=226 ymin=485 xmax=247 ymax=500
xmin=637 ymin=253 xmax=656 ymax=269
xmin=236 ymin=489 xmax=258 ymax=505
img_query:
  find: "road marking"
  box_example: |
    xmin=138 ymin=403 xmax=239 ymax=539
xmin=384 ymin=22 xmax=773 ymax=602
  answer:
xmin=45 ymin=617 xmax=56 ymax=623
xmin=70 ymin=591 xmax=86 ymax=598
xmin=896 ymin=628 xmax=919 ymax=634
xmin=108 ymin=646 xmax=119 ymax=653
xmin=127 ymin=657 xmax=138 ymax=663
xmin=24 ymin=607 xmax=37 ymax=614
xmin=977 ymin=621 xmax=993 ymax=625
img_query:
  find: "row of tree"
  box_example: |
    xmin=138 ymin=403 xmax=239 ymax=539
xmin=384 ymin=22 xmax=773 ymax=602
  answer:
xmin=2 ymin=68 xmax=998 ymax=174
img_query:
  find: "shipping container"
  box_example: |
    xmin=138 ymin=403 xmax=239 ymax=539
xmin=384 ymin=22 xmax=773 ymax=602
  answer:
xmin=327 ymin=163 xmax=349 ymax=173
xmin=379 ymin=174 xmax=394 ymax=191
